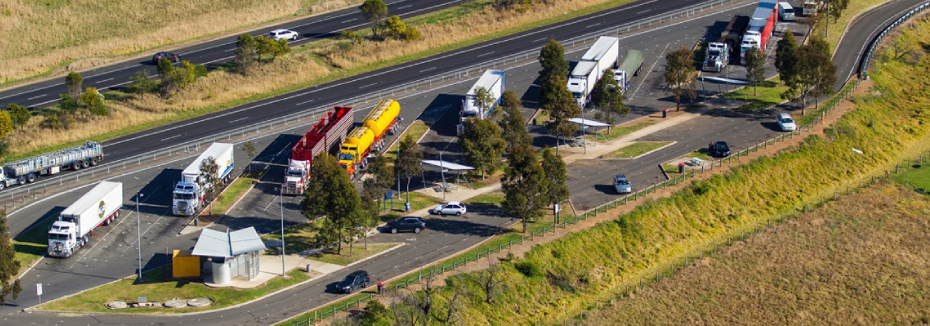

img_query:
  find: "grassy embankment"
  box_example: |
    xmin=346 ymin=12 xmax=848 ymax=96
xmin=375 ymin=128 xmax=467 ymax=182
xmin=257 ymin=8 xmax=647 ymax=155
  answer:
xmin=326 ymin=17 xmax=930 ymax=324
xmin=0 ymin=0 xmax=360 ymax=86
xmin=4 ymin=0 xmax=641 ymax=159
xmin=40 ymin=265 xmax=314 ymax=313
xmin=575 ymin=181 xmax=930 ymax=325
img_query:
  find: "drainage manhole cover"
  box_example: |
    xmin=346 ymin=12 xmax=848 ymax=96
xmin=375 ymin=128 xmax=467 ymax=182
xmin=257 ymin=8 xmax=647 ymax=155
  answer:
xmin=106 ymin=301 xmax=127 ymax=310
xmin=164 ymin=299 xmax=187 ymax=308
xmin=188 ymin=298 xmax=211 ymax=307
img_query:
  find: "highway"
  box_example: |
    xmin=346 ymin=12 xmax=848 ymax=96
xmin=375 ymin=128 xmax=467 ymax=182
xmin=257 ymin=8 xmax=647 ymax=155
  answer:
xmin=0 ymin=0 xmax=464 ymax=109
xmin=2 ymin=0 xmax=926 ymax=324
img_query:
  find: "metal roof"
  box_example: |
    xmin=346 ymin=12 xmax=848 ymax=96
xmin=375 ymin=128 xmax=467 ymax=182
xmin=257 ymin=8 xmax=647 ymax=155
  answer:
xmin=568 ymin=118 xmax=611 ymax=128
xmin=191 ymin=227 xmax=266 ymax=258
xmin=421 ymin=160 xmax=474 ymax=171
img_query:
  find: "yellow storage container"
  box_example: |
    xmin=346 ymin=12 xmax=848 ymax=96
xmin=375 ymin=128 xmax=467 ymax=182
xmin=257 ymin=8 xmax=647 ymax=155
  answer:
xmin=172 ymin=250 xmax=201 ymax=278
xmin=363 ymin=99 xmax=400 ymax=138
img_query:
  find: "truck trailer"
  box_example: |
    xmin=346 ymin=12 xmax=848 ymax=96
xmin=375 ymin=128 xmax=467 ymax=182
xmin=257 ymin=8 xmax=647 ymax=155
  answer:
xmin=48 ymin=181 xmax=122 ymax=258
xmin=0 ymin=141 xmax=104 ymax=191
xmin=615 ymin=49 xmax=643 ymax=93
xmin=740 ymin=0 xmax=779 ymax=64
xmin=458 ymin=70 xmax=505 ymax=135
xmin=172 ymin=143 xmax=234 ymax=216
xmin=284 ymin=106 xmax=354 ymax=195
xmin=567 ymin=36 xmax=620 ymax=107
xmin=338 ymin=99 xmax=401 ymax=179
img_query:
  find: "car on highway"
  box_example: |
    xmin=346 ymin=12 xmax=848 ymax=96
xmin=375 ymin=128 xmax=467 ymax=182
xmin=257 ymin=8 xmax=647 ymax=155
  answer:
xmin=613 ymin=174 xmax=632 ymax=194
xmin=336 ymin=270 xmax=370 ymax=294
xmin=776 ymin=113 xmax=797 ymax=131
xmin=383 ymin=217 xmax=426 ymax=234
xmin=269 ymin=29 xmax=299 ymax=41
xmin=708 ymin=141 xmax=731 ymax=157
xmin=429 ymin=201 xmax=466 ymax=216
xmin=151 ymin=52 xmax=180 ymax=64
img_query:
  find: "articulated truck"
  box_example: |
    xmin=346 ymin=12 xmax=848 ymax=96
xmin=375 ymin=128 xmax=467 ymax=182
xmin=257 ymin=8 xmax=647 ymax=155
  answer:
xmin=48 ymin=181 xmax=122 ymax=258
xmin=567 ymin=36 xmax=620 ymax=107
xmin=740 ymin=0 xmax=779 ymax=64
xmin=458 ymin=70 xmax=505 ymax=135
xmin=0 ymin=141 xmax=104 ymax=191
xmin=615 ymin=49 xmax=643 ymax=93
xmin=172 ymin=143 xmax=234 ymax=216
xmin=283 ymin=106 xmax=354 ymax=195
xmin=338 ymin=99 xmax=401 ymax=179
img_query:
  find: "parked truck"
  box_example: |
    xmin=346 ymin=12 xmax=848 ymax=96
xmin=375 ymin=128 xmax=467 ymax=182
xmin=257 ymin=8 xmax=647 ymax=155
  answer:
xmin=458 ymin=70 xmax=505 ymax=135
xmin=338 ymin=99 xmax=401 ymax=179
xmin=703 ymin=42 xmax=730 ymax=72
xmin=614 ymin=49 xmax=643 ymax=93
xmin=172 ymin=143 xmax=234 ymax=216
xmin=718 ymin=15 xmax=750 ymax=63
xmin=283 ymin=106 xmax=354 ymax=195
xmin=567 ymin=36 xmax=620 ymax=107
xmin=0 ymin=141 xmax=104 ymax=191
xmin=740 ymin=0 xmax=779 ymax=64
xmin=47 ymin=181 xmax=122 ymax=258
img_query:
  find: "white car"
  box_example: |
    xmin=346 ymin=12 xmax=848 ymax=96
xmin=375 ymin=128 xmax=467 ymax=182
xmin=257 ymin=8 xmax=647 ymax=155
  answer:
xmin=429 ymin=202 xmax=466 ymax=216
xmin=776 ymin=113 xmax=797 ymax=131
xmin=269 ymin=29 xmax=299 ymax=41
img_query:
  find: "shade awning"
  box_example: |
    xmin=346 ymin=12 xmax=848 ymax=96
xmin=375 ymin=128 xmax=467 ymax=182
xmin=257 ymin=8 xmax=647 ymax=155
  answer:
xmin=191 ymin=227 xmax=266 ymax=258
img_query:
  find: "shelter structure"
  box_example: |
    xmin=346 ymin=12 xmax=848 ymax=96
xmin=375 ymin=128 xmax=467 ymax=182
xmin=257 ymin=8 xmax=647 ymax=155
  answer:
xmin=421 ymin=159 xmax=474 ymax=199
xmin=191 ymin=227 xmax=266 ymax=285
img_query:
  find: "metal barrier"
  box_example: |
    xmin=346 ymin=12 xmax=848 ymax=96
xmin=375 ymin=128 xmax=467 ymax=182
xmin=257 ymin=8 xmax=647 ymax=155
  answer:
xmin=858 ymin=2 xmax=930 ymax=78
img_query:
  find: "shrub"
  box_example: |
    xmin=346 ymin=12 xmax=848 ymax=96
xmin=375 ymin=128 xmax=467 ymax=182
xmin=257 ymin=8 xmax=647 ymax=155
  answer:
xmin=514 ymin=260 xmax=543 ymax=277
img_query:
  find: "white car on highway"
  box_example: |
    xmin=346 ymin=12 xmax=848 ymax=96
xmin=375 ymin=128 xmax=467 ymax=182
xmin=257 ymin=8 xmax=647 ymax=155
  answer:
xmin=269 ymin=29 xmax=299 ymax=41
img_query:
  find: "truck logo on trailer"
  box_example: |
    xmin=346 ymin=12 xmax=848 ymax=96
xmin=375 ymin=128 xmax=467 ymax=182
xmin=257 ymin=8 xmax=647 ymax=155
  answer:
xmin=98 ymin=201 xmax=106 ymax=218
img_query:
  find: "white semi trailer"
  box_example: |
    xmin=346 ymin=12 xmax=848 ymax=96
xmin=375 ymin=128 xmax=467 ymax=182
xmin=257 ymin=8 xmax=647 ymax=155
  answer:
xmin=172 ymin=143 xmax=235 ymax=216
xmin=47 ymin=181 xmax=122 ymax=258
xmin=459 ymin=70 xmax=505 ymax=135
xmin=567 ymin=36 xmax=620 ymax=107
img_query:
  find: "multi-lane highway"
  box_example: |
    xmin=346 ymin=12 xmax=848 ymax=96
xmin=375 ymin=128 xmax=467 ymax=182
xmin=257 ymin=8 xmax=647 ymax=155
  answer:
xmin=0 ymin=0 xmax=463 ymax=109
xmin=1 ymin=0 xmax=927 ymax=324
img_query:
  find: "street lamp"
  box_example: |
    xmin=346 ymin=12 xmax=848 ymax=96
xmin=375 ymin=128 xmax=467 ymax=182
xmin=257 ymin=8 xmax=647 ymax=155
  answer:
xmin=280 ymin=186 xmax=286 ymax=277
xmin=136 ymin=193 xmax=143 ymax=281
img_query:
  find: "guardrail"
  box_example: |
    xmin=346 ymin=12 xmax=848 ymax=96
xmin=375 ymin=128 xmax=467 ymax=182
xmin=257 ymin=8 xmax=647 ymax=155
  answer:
xmin=858 ymin=1 xmax=930 ymax=78
xmin=1 ymin=0 xmax=744 ymax=210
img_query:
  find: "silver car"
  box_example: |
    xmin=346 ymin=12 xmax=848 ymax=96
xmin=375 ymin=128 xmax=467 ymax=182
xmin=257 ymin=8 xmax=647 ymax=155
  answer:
xmin=429 ymin=202 xmax=466 ymax=216
xmin=613 ymin=174 xmax=632 ymax=194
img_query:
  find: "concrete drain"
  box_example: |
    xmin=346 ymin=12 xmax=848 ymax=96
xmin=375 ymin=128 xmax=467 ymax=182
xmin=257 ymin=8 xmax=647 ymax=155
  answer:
xmin=106 ymin=301 xmax=127 ymax=310
xmin=187 ymin=298 xmax=211 ymax=307
xmin=163 ymin=299 xmax=187 ymax=309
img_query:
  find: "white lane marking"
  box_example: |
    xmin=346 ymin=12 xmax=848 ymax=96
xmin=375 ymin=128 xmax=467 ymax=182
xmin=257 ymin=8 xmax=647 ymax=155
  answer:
xmin=359 ymin=82 xmax=378 ymax=89
xmin=637 ymin=9 xmax=652 ymax=15
xmin=96 ymin=78 xmax=114 ymax=84
xmin=477 ymin=51 xmax=495 ymax=58
xmin=295 ymin=98 xmax=314 ymax=106
xmin=342 ymin=18 xmax=357 ymax=23
xmin=398 ymin=5 xmax=412 ymax=9
xmin=225 ymin=48 xmax=237 ymax=52
xmin=586 ymin=23 xmax=602 ymax=29
xmin=534 ymin=37 xmax=548 ymax=43
xmin=229 ymin=117 xmax=250 ymax=124
xmin=419 ymin=67 xmax=436 ymax=73
xmin=160 ymin=134 xmax=182 ymax=141
xmin=27 ymin=94 xmax=46 ymax=101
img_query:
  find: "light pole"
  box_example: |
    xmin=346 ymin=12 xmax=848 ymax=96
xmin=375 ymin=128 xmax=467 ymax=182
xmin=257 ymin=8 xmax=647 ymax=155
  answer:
xmin=280 ymin=187 xmax=286 ymax=277
xmin=580 ymin=103 xmax=587 ymax=154
xmin=136 ymin=193 xmax=143 ymax=281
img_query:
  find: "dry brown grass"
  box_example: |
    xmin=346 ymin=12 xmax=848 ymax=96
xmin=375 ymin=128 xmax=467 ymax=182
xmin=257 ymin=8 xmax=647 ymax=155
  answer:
xmin=577 ymin=183 xmax=930 ymax=325
xmin=0 ymin=0 xmax=359 ymax=84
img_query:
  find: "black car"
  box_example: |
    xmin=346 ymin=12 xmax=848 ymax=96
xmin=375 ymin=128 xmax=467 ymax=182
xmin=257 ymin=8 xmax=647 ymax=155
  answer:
xmin=708 ymin=141 xmax=731 ymax=157
xmin=152 ymin=52 xmax=180 ymax=64
xmin=384 ymin=217 xmax=426 ymax=234
xmin=336 ymin=270 xmax=370 ymax=294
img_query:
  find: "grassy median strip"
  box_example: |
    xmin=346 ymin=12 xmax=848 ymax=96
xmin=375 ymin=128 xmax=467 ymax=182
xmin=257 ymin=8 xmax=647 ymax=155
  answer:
xmin=40 ymin=265 xmax=313 ymax=313
xmin=585 ymin=121 xmax=655 ymax=142
xmin=606 ymin=141 xmax=672 ymax=159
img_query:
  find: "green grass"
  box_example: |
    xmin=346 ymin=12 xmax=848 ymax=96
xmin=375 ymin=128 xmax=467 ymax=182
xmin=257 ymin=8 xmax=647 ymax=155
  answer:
xmin=41 ymin=265 xmax=312 ymax=313
xmin=261 ymin=220 xmax=322 ymax=255
xmin=724 ymin=78 xmax=790 ymax=111
xmin=892 ymin=164 xmax=930 ymax=192
xmin=389 ymin=191 xmax=442 ymax=213
xmin=309 ymin=243 xmax=399 ymax=266
xmin=383 ymin=121 xmax=430 ymax=161
xmin=208 ymin=177 xmax=254 ymax=215
xmin=585 ymin=121 xmax=655 ymax=142
xmin=688 ymin=149 xmax=712 ymax=161
xmin=661 ymin=164 xmax=681 ymax=174
xmin=606 ymin=141 xmax=671 ymax=159
xmin=12 ymin=217 xmax=57 ymax=276
xmin=467 ymin=193 xmax=505 ymax=206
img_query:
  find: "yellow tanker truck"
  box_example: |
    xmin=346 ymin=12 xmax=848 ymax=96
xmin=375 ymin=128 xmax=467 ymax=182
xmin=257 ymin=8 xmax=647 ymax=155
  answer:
xmin=338 ymin=99 xmax=401 ymax=178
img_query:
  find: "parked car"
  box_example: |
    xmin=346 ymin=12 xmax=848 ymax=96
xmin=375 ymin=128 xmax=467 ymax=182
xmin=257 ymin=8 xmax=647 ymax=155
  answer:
xmin=613 ymin=174 xmax=632 ymax=194
xmin=776 ymin=113 xmax=797 ymax=131
xmin=384 ymin=217 xmax=426 ymax=234
xmin=336 ymin=270 xmax=370 ymax=294
xmin=152 ymin=52 xmax=180 ymax=64
xmin=429 ymin=201 xmax=466 ymax=216
xmin=269 ymin=29 xmax=299 ymax=41
xmin=708 ymin=141 xmax=731 ymax=157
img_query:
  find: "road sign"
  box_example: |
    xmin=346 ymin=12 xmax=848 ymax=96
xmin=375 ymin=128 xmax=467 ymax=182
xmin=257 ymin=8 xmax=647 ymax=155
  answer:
xmin=554 ymin=203 xmax=560 ymax=214
xmin=36 ymin=283 xmax=42 ymax=296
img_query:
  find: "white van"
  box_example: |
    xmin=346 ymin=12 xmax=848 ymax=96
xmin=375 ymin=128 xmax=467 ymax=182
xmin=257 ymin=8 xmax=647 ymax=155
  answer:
xmin=778 ymin=2 xmax=796 ymax=21
xmin=777 ymin=113 xmax=797 ymax=131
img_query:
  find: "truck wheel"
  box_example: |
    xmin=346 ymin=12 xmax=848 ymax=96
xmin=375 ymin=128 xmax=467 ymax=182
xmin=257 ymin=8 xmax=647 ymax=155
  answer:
xmin=82 ymin=159 xmax=90 ymax=168
xmin=26 ymin=173 xmax=36 ymax=183
xmin=0 ymin=183 xmax=5 ymax=191
xmin=72 ymin=162 xmax=81 ymax=170
xmin=17 ymin=176 xmax=26 ymax=185
xmin=90 ymin=158 xmax=98 ymax=166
